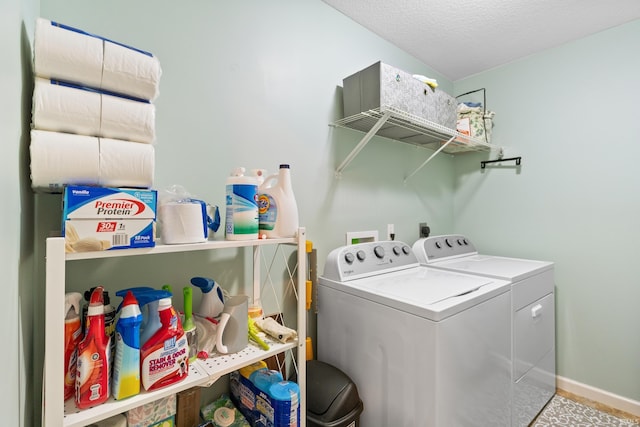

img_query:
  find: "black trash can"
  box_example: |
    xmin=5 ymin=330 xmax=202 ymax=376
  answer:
xmin=306 ymin=360 xmax=363 ymax=427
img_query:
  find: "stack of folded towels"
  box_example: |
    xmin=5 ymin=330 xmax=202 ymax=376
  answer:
xmin=29 ymin=17 xmax=162 ymax=192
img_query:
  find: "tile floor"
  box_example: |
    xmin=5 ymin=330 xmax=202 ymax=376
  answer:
xmin=531 ymin=391 xmax=640 ymax=427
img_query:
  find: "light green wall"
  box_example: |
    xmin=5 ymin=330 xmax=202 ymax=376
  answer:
xmin=2 ymin=0 xmax=38 ymax=424
xmin=13 ymin=1 xmax=639 ymax=424
xmin=25 ymin=1 xmax=457 ymax=424
xmin=454 ymin=20 xmax=640 ymax=400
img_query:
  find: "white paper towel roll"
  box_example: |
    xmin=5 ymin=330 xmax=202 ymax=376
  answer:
xmin=34 ymin=18 xmax=103 ymax=89
xmin=34 ymin=18 xmax=162 ymax=101
xmin=30 ymin=129 xmax=100 ymax=191
xmin=103 ymin=40 xmax=162 ymax=102
xmin=32 ymin=78 xmax=156 ymax=144
xmin=101 ymin=92 xmax=156 ymax=144
xmin=32 ymin=77 xmax=102 ymax=136
xmin=159 ymin=202 xmax=208 ymax=244
xmin=99 ymin=138 xmax=154 ymax=188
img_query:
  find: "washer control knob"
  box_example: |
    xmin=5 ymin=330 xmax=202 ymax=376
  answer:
xmin=402 ymin=245 xmax=411 ymax=255
xmin=374 ymin=246 xmax=385 ymax=259
xmin=457 ymin=239 xmax=463 ymax=246
xmin=356 ymin=250 xmax=366 ymax=261
xmin=435 ymin=241 xmax=442 ymax=249
xmin=445 ymin=238 xmax=453 ymax=248
xmin=344 ymin=253 xmax=355 ymax=264
xmin=393 ymin=246 xmax=401 ymax=256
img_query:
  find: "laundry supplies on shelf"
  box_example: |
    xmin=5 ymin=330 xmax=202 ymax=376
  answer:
xmin=225 ymin=167 xmax=259 ymax=241
xmin=63 ymin=292 xmax=82 ymax=401
xmin=258 ymin=164 xmax=299 ymax=238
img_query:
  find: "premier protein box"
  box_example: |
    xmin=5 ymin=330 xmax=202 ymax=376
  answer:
xmin=63 ymin=186 xmax=157 ymax=253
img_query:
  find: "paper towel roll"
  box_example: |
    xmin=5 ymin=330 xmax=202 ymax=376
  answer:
xmin=30 ymin=129 xmax=100 ymax=191
xmin=99 ymin=138 xmax=154 ymax=188
xmin=159 ymin=202 xmax=208 ymax=244
xmin=102 ymin=40 xmax=162 ymax=102
xmin=101 ymin=92 xmax=156 ymax=144
xmin=34 ymin=18 xmax=104 ymax=89
xmin=32 ymin=78 xmax=156 ymax=144
xmin=34 ymin=18 xmax=162 ymax=101
xmin=32 ymin=77 xmax=102 ymax=136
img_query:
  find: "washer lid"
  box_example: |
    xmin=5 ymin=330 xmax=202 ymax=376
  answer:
xmin=321 ymin=266 xmax=509 ymax=321
xmin=432 ymin=254 xmax=553 ymax=281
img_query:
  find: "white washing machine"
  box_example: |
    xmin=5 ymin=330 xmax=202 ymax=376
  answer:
xmin=412 ymin=235 xmax=555 ymax=427
xmin=317 ymin=240 xmax=512 ymax=427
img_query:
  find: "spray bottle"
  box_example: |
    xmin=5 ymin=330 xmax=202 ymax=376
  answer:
xmin=116 ymin=288 xmax=172 ymax=346
xmin=140 ymin=296 xmax=189 ymax=391
xmin=82 ymin=287 xmax=116 ymax=364
xmin=258 ymin=164 xmax=299 ymax=238
xmin=112 ymin=291 xmax=143 ymax=400
xmin=190 ymin=276 xmax=225 ymax=318
xmin=76 ymin=286 xmax=110 ymax=409
xmin=63 ymin=292 xmax=82 ymax=401
xmin=225 ymin=167 xmax=259 ymax=241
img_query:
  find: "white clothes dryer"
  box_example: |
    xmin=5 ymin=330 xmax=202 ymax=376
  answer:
xmin=318 ymin=240 xmax=512 ymax=427
xmin=412 ymin=235 xmax=555 ymax=427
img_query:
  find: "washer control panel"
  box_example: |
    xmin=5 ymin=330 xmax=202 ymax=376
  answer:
xmin=322 ymin=240 xmax=418 ymax=281
xmin=413 ymin=234 xmax=477 ymax=263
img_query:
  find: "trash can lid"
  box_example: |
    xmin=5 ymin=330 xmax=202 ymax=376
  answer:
xmin=306 ymin=360 xmax=361 ymax=419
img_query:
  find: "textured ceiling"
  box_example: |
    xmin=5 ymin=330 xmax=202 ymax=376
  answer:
xmin=322 ymin=0 xmax=640 ymax=81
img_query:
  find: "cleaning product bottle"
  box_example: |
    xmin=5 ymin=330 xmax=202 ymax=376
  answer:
xmin=225 ymin=167 xmax=259 ymax=240
xmin=136 ymin=289 xmax=173 ymax=346
xmin=258 ymin=164 xmax=299 ymax=238
xmin=190 ymin=276 xmax=225 ymax=318
xmin=82 ymin=287 xmax=116 ymax=363
xmin=76 ymin=286 xmax=110 ymax=409
xmin=182 ymin=286 xmax=198 ymax=363
xmin=112 ymin=290 xmax=143 ymax=400
xmin=140 ymin=296 xmax=189 ymax=391
xmin=63 ymin=292 xmax=82 ymax=401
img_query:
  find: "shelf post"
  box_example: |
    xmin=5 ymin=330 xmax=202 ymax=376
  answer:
xmin=335 ymin=110 xmax=392 ymax=177
xmin=296 ymin=227 xmax=307 ymax=427
xmin=44 ymin=238 xmax=67 ymax=427
xmin=403 ymin=135 xmax=456 ymax=183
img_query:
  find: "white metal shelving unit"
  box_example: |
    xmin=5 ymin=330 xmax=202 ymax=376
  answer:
xmin=43 ymin=228 xmax=307 ymax=427
xmin=331 ymin=106 xmax=501 ymax=182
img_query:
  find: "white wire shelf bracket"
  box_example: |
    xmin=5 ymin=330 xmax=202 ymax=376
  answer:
xmin=330 ymin=106 xmax=500 ymax=178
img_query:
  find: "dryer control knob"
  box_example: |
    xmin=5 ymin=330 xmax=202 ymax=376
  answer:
xmin=402 ymin=246 xmax=411 ymax=255
xmin=374 ymin=246 xmax=385 ymax=259
xmin=445 ymin=238 xmax=453 ymax=248
xmin=393 ymin=246 xmax=401 ymax=256
xmin=356 ymin=250 xmax=366 ymax=261
xmin=344 ymin=253 xmax=355 ymax=264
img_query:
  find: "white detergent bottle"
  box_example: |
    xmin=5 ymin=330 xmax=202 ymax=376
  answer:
xmin=225 ymin=167 xmax=259 ymax=241
xmin=258 ymin=164 xmax=299 ymax=238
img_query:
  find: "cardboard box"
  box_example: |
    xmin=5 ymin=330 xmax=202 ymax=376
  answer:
xmin=176 ymin=387 xmax=201 ymax=427
xmin=127 ymin=394 xmax=177 ymax=427
xmin=62 ymin=185 xmax=156 ymax=252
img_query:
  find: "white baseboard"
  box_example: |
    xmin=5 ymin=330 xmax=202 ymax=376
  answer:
xmin=556 ymin=375 xmax=640 ymax=417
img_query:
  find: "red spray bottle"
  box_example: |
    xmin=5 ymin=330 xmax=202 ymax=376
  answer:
xmin=140 ymin=296 xmax=189 ymax=391
xmin=75 ymin=286 xmax=110 ymax=409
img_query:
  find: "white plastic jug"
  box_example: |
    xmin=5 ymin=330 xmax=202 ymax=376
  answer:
xmin=258 ymin=164 xmax=299 ymax=238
